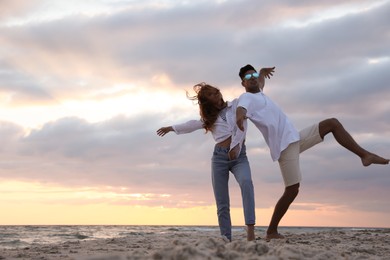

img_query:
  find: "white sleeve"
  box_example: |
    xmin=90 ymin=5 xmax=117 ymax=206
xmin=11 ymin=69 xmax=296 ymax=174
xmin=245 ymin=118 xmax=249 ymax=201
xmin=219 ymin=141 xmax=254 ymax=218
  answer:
xmin=172 ymin=120 xmax=204 ymax=134
xmin=229 ymin=98 xmax=247 ymax=154
xmin=237 ymin=93 xmax=251 ymax=110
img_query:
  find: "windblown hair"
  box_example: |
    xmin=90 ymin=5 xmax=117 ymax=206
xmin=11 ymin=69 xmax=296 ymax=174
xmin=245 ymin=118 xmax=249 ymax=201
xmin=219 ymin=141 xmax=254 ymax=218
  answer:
xmin=187 ymin=82 xmax=224 ymax=132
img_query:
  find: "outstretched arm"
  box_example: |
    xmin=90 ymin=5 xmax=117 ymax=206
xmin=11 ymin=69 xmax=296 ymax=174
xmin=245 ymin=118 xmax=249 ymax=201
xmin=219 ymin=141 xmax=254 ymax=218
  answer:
xmin=157 ymin=126 xmax=174 ymax=137
xmin=157 ymin=120 xmax=204 ymax=137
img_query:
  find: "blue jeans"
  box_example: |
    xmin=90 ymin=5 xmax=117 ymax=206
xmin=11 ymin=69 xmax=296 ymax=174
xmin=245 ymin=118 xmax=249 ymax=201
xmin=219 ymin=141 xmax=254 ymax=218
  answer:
xmin=211 ymin=144 xmax=255 ymax=241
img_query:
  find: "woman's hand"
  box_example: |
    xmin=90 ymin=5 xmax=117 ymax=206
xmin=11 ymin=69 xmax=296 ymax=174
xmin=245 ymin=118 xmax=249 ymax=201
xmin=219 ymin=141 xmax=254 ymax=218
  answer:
xmin=157 ymin=126 xmax=173 ymax=137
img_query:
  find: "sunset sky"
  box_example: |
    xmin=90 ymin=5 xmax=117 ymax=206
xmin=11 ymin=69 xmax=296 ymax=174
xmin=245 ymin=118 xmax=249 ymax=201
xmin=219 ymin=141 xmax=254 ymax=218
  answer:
xmin=0 ymin=0 xmax=389 ymax=227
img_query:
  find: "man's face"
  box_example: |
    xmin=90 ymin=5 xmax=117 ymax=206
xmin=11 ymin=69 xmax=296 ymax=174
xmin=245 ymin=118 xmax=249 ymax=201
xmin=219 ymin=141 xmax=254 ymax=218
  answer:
xmin=241 ymin=70 xmax=260 ymax=90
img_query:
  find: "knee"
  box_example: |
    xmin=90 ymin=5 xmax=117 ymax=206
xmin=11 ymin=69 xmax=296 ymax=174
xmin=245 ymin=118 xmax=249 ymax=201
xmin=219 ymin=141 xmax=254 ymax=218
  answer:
xmin=320 ymin=118 xmax=342 ymax=137
xmin=326 ymin=117 xmax=342 ymax=129
xmin=285 ymin=183 xmax=300 ymax=199
xmin=239 ymin=178 xmax=254 ymax=190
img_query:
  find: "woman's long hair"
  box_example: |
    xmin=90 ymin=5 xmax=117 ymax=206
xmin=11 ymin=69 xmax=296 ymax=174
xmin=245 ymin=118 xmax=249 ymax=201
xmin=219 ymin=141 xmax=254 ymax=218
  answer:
xmin=187 ymin=82 xmax=224 ymax=132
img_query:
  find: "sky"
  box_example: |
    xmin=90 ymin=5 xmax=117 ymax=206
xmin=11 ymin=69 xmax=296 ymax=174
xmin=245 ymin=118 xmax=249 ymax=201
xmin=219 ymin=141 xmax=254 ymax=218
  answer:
xmin=0 ymin=0 xmax=389 ymax=227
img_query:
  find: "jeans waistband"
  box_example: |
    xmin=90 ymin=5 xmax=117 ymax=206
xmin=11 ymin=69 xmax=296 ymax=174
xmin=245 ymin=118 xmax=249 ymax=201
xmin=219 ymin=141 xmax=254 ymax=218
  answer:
xmin=213 ymin=144 xmax=246 ymax=153
xmin=214 ymin=145 xmax=230 ymax=153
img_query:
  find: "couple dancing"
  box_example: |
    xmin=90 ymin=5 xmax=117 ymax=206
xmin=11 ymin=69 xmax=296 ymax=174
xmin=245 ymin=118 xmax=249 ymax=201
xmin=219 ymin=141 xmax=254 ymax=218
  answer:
xmin=157 ymin=64 xmax=389 ymax=242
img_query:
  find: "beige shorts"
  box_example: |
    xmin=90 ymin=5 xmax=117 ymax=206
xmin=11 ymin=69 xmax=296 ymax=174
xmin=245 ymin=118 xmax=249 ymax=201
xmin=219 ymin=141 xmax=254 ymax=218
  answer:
xmin=278 ymin=124 xmax=323 ymax=187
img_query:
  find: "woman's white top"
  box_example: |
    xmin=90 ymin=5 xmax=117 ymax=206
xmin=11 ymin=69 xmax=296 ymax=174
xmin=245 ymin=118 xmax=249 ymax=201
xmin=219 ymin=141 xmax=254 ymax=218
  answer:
xmin=172 ymin=99 xmax=246 ymax=152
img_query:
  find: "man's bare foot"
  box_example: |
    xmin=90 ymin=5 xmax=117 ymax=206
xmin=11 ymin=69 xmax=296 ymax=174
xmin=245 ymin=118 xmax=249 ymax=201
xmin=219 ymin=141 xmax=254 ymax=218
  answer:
xmin=361 ymin=153 xmax=390 ymax=167
xmin=265 ymin=233 xmax=285 ymax=242
xmin=246 ymin=225 xmax=255 ymax=241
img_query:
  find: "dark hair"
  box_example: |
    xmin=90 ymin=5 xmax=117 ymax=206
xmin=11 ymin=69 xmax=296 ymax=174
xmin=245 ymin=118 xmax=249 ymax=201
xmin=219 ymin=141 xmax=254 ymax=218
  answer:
xmin=187 ymin=82 xmax=224 ymax=132
xmin=239 ymin=64 xmax=256 ymax=79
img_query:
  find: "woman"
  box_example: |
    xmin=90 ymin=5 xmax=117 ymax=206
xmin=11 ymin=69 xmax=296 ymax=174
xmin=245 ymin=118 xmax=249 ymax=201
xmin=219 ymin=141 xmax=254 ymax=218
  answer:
xmin=157 ymin=82 xmax=256 ymax=242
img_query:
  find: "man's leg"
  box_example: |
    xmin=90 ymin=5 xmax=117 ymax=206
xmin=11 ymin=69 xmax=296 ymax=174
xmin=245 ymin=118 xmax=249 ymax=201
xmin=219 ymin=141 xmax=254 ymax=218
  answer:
xmin=267 ymin=142 xmax=301 ymax=240
xmin=319 ymin=118 xmax=389 ymax=166
xmin=266 ymin=183 xmax=299 ymax=240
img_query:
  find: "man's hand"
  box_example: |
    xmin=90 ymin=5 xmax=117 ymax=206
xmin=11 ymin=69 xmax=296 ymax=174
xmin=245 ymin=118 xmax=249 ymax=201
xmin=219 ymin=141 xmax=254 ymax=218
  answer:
xmin=157 ymin=126 xmax=173 ymax=137
xmin=228 ymin=144 xmax=240 ymax=161
xmin=259 ymin=67 xmax=275 ymax=79
xmin=236 ymin=107 xmax=247 ymax=131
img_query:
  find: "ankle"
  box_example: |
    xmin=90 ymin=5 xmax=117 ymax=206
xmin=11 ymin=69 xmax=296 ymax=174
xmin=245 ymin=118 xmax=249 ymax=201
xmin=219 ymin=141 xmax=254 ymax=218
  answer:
xmin=267 ymin=228 xmax=278 ymax=235
xmin=246 ymin=225 xmax=255 ymax=241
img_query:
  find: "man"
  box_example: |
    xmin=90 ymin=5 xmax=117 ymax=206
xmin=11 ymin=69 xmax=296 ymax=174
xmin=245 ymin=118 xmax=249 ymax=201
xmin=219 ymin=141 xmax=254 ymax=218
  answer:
xmin=232 ymin=64 xmax=389 ymax=240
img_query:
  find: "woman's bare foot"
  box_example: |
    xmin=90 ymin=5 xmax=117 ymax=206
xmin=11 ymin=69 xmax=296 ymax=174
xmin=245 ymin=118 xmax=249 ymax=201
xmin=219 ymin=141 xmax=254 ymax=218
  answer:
xmin=246 ymin=225 xmax=255 ymax=241
xmin=361 ymin=153 xmax=390 ymax=167
xmin=265 ymin=232 xmax=285 ymax=242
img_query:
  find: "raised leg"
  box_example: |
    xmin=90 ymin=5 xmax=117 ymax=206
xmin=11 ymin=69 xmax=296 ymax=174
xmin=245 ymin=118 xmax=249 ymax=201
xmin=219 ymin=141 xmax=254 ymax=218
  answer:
xmin=319 ymin=118 xmax=389 ymax=166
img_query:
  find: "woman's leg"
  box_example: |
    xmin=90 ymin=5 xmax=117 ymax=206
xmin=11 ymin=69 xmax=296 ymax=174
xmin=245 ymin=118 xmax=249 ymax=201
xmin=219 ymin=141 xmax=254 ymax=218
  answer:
xmin=319 ymin=118 xmax=389 ymax=166
xmin=231 ymin=145 xmax=256 ymax=241
xmin=212 ymin=147 xmax=232 ymax=241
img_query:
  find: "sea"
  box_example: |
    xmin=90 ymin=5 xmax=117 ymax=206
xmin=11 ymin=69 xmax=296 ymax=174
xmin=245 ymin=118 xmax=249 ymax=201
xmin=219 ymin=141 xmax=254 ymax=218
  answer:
xmin=0 ymin=225 xmax=387 ymax=249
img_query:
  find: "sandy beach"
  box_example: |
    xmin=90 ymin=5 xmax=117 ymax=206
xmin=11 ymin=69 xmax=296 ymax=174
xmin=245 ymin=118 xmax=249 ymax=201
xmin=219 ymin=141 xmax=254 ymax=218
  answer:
xmin=1 ymin=227 xmax=389 ymax=259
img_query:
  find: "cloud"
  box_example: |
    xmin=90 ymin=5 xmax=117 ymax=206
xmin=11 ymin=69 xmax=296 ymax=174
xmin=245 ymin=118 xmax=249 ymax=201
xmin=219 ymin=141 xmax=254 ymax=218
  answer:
xmin=1 ymin=113 xmax=213 ymax=189
xmin=0 ymin=65 xmax=54 ymax=105
xmin=0 ymin=0 xmax=42 ymax=19
xmin=1 ymin=0 xmax=389 ymax=102
xmin=1 ymin=107 xmax=389 ymax=212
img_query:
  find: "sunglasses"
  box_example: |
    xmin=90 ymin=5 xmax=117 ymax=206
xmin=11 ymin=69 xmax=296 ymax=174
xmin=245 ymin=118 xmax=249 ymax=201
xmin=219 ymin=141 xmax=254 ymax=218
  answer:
xmin=243 ymin=72 xmax=259 ymax=80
